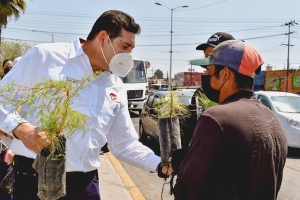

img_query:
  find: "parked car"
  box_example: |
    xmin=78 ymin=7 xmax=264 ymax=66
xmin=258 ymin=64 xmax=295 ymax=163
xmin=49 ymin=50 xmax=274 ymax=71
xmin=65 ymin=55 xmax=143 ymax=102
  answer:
xmin=255 ymin=91 xmax=300 ymax=148
xmin=139 ymin=90 xmax=197 ymax=148
xmin=148 ymin=84 xmax=169 ymax=93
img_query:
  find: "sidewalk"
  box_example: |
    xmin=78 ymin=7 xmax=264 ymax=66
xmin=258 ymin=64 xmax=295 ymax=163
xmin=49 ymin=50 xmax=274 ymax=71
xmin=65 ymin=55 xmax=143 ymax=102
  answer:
xmin=98 ymin=152 xmax=145 ymax=200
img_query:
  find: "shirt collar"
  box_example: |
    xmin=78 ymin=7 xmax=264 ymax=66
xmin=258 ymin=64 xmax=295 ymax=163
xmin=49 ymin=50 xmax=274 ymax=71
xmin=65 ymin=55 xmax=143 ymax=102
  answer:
xmin=222 ymin=90 xmax=255 ymax=104
xmin=69 ymin=38 xmax=86 ymax=59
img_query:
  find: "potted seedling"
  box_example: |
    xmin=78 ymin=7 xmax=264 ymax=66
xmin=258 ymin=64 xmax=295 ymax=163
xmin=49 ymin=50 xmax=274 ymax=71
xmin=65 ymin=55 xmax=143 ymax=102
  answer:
xmin=154 ymin=91 xmax=190 ymax=167
xmin=0 ymin=71 xmax=102 ymax=200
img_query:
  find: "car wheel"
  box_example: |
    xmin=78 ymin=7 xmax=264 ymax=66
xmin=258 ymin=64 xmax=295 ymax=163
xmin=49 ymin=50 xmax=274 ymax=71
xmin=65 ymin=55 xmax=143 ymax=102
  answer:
xmin=139 ymin=122 xmax=148 ymax=143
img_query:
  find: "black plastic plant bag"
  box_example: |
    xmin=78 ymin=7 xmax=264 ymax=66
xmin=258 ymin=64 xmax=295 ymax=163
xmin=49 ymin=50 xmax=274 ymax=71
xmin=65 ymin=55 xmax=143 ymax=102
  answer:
xmin=32 ymin=136 xmax=66 ymax=200
xmin=158 ymin=117 xmax=182 ymax=166
xmin=32 ymin=154 xmax=66 ymax=200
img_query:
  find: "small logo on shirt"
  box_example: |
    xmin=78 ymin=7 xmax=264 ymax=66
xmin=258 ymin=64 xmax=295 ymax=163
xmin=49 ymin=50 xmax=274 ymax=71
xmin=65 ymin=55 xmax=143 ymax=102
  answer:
xmin=110 ymin=93 xmax=117 ymax=101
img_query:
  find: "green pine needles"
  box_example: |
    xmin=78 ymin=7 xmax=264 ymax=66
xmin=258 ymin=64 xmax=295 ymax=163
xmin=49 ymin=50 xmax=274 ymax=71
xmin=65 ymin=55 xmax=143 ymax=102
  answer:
xmin=0 ymin=71 xmax=104 ymax=159
xmin=154 ymin=91 xmax=190 ymax=119
xmin=194 ymin=89 xmax=218 ymax=110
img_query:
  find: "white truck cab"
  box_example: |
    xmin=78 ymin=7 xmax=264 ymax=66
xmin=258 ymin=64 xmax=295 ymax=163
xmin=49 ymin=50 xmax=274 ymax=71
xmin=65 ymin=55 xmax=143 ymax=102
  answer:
xmin=121 ymin=59 xmax=148 ymax=114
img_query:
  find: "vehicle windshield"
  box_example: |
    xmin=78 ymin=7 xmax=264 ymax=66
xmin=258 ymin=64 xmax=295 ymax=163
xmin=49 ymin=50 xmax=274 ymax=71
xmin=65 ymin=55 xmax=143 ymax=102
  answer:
xmin=120 ymin=60 xmax=147 ymax=83
xmin=160 ymin=85 xmax=169 ymax=91
xmin=271 ymin=96 xmax=300 ymax=113
xmin=178 ymin=96 xmax=192 ymax=105
xmin=164 ymin=95 xmax=193 ymax=105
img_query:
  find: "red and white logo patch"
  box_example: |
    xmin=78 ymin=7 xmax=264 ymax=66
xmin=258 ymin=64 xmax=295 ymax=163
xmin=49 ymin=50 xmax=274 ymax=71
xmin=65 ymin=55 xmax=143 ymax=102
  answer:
xmin=110 ymin=93 xmax=117 ymax=101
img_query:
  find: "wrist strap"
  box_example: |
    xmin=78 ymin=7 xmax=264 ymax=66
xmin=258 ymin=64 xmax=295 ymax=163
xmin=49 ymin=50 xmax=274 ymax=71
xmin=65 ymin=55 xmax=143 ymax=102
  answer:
xmin=11 ymin=122 xmax=26 ymax=140
xmin=12 ymin=131 xmax=19 ymax=139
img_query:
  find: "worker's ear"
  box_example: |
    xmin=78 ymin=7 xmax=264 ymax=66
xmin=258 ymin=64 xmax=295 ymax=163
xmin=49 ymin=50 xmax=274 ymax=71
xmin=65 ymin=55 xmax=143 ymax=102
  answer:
xmin=221 ymin=67 xmax=232 ymax=81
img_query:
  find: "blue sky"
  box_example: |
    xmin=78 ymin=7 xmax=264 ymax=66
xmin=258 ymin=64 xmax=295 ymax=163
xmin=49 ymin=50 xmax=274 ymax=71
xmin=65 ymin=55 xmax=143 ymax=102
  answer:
xmin=2 ymin=0 xmax=300 ymax=78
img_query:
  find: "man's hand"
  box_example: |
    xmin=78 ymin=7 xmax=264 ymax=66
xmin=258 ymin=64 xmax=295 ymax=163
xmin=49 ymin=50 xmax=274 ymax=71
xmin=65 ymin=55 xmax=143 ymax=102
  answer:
xmin=13 ymin=123 xmax=50 ymax=155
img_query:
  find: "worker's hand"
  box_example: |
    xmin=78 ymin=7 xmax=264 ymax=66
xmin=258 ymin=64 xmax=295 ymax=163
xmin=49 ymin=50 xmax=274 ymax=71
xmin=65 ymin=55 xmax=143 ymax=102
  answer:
xmin=12 ymin=123 xmax=50 ymax=155
xmin=156 ymin=161 xmax=174 ymax=178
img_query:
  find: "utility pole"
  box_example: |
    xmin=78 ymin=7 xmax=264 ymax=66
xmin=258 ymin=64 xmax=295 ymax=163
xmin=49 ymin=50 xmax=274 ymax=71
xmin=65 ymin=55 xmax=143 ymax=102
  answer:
xmin=166 ymin=71 xmax=168 ymax=82
xmin=188 ymin=64 xmax=194 ymax=85
xmin=150 ymin=67 xmax=155 ymax=78
xmin=282 ymin=20 xmax=297 ymax=92
xmin=190 ymin=64 xmax=193 ymax=85
xmin=155 ymin=3 xmax=189 ymax=86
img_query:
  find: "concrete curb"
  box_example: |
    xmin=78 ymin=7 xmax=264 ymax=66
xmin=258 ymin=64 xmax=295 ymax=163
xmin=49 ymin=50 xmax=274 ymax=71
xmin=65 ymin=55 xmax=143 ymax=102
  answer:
xmin=107 ymin=152 xmax=145 ymax=200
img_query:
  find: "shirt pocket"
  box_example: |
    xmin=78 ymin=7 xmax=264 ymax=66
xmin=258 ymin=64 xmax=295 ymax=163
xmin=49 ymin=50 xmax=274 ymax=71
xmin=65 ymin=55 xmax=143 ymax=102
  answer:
xmin=97 ymin=99 xmax=120 ymax=136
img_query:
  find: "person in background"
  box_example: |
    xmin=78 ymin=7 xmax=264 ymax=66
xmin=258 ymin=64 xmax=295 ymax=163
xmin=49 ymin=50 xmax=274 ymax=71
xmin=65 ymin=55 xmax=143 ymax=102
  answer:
xmin=1 ymin=60 xmax=13 ymax=79
xmin=186 ymin=32 xmax=235 ymax=147
xmin=195 ymin=32 xmax=236 ymax=58
xmin=0 ymin=10 xmax=170 ymax=200
xmin=0 ymin=134 xmax=14 ymax=200
xmin=0 ymin=59 xmax=15 ymax=145
xmin=173 ymin=40 xmax=287 ymax=199
xmin=100 ymin=143 xmax=110 ymax=154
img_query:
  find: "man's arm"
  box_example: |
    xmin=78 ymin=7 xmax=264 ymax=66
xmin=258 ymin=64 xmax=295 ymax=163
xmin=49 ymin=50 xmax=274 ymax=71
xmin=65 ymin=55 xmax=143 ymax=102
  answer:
xmin=107 ymin=99 xmax=161 ymax=172
xmin=0 ymin=47 xmax=48 ymax=155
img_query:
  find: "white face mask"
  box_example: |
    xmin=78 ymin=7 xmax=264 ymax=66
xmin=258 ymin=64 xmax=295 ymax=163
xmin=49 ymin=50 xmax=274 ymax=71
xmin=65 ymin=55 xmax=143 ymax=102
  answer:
xmin=100 ymin=36 xmax=134 ymax=77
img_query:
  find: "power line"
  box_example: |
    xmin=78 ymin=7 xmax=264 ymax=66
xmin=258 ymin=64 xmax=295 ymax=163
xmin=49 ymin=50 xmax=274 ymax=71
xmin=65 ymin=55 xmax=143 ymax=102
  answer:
xmin=242 ymin=33 xmax=285 ymax=40
xmin=1 ymin=37 xmax=48 ymax=43
xmin=2 ymin=32 xmax=288 ymax=47
xmin=5 ymin=27 xmax=85 ymax=36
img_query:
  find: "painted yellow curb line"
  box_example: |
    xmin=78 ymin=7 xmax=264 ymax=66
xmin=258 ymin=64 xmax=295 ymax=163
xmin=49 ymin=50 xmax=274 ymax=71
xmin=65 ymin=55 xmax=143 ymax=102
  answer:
xmin=107 ymin=152 xmax=145 ymax=200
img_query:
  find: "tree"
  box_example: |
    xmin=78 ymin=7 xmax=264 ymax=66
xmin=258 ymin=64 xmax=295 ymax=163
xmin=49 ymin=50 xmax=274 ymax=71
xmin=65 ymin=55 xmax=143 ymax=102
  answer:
xmin=0 ymin=0 xmax=27 ymax=53
xmin=154 ymin=69 xmax=163 ymax=78
xmin=1 ymin=39 xmax=31 ymax=61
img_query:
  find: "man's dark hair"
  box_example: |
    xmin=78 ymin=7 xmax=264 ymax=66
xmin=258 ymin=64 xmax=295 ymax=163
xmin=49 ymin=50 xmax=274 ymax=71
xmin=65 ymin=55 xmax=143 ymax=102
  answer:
xmin=87 ymin=10 xmax=141 ymax=40
xmin=2 ymin=59 xmax=11 ymax=67
xmin=214 ymin=65 xmax=262 ymax=89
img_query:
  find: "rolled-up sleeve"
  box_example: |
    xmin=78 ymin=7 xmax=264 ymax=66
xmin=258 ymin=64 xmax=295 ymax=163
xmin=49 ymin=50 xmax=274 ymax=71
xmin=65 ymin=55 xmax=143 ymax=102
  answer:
xmin=0 ymin=47 xmax=42 ymax=134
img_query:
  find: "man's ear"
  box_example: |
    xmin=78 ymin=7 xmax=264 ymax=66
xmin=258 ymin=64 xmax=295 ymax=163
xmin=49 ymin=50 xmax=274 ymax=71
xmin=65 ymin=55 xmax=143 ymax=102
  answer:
xmin=98 ymin=31 xmax=107 ymax=44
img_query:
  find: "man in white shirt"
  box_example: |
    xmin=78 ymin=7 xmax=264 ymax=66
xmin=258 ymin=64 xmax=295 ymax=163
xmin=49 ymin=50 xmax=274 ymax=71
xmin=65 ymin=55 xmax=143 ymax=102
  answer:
xmin=0 ymin=10 xmax=170 ymax=200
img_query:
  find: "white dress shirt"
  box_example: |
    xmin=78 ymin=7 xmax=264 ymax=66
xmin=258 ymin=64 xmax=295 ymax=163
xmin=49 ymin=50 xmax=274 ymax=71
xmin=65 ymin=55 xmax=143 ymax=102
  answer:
xmin=0 ymin=38 xmax=160 ymax=172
